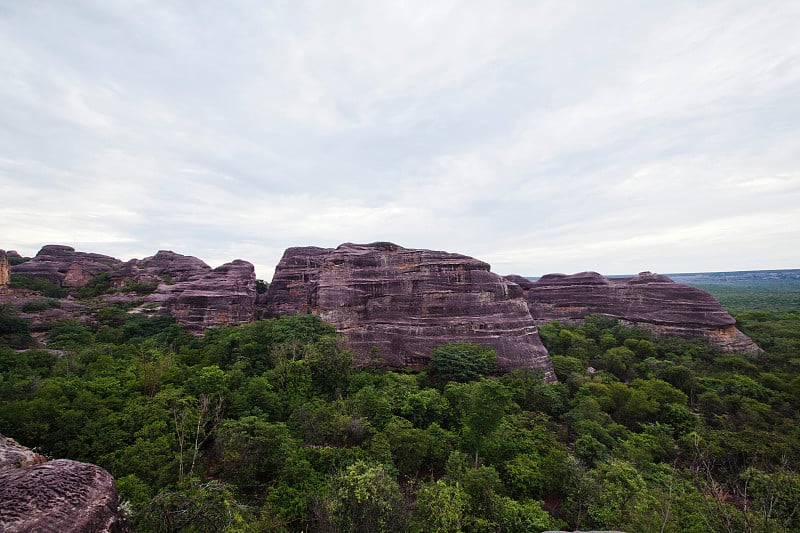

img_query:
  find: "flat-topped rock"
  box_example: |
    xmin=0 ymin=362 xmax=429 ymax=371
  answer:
xmin=507 ymin=271 xmax=760 ymax=354
xmin=265 ymin=242 xmax=554 ymax=378
xmin=12 ymin=245 xmax=122 ymax=287
xmin=0 ymin=433 xmax=124 ymax=532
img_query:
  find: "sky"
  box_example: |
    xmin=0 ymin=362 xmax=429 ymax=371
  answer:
xmin=1 ymin=0 xmax=799 ymax=279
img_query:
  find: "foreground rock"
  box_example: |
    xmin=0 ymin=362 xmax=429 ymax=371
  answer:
xmin=507 ymin=271 xmax=761 ymax=354
xmin=0 ymin=433 xmax=124 ymax=532
xmin=265 ymin=242 xmax=555 ymax=378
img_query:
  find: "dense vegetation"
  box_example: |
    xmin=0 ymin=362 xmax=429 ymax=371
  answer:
xmin=1 ymin=286 xmax=799 ymax=532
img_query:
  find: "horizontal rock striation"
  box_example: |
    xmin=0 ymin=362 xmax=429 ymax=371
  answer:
xmin=12 ymin=245 xmax=122 ymax=287
xmin=111 ymin=250 xmax=213 ymax=286
xmin=265 ymin=242 xmax=554 ymax=378
xmin=507 ymin=271 xmax=761 ymax=354
xmin=0 ymin=433 xmax=124 ymax=532
xmin=147 ymin=259 xmax=257 ymax=332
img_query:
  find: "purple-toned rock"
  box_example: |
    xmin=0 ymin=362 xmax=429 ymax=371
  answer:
xmin=507 ymin=271 xmax=760 ymax=354
xmin=0 ymin=250 xmax=9 ymax=287
xmin=265 ymin=242 xmax=554 ymax=378
xmin=0 ymin=433 xmax=124 ymax=532
xmin=12 ymin=245 xmax=121 ymax=287
xmin=112 ymin=250 xmax=212 ymax=286
xmin=146 ymin=259 xmax=257 ymax=332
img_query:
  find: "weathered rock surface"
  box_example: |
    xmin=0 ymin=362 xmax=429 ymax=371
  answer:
xmin=6 ymin=246 xmax=257 ymax=332
xmin=507 ymin=271 xmax=761 ymax=354
xmin=12 ymin=245 xmax=122 ymax=287
xmin=0 ymin=249 xmax=9 ymax=287
xmin=112 ymin=250 xmax=213 ymax=286
xmin=146 ymin=259 xmax=257 ymax=332
xmin=0 ymin=433 xmax=124 ymax=532
xmin=265 ymin=242 xmax=555 ymax=378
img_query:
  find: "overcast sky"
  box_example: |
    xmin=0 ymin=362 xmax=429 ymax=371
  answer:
xmin=1 ymin=1 xmax=799 ymax=279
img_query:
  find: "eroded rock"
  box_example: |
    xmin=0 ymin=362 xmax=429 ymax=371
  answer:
xmin=12 ymin=245 xmax=121 ymax=287
xmin=0 ymin=433 xmax=124 ymax=532
xmin=265 ymin=242 xmax=554 ymax=378
xmin=145 ymin=259 xmax=257 ymax=332
xmin=507 ymin=271 xmax=761 ymax=354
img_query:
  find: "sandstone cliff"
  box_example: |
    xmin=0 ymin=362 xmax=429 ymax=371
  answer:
xmin=264 ymin=242 xmax=555 ymax=378
xmin=0 ymin=433 xmax=124 ymax=532
xmin=12 ymin=245 xmax=121 ymax=286
xmin=146 ymin=259 xmax=257 ymax=332
xmin=506 ymin=271 xmax=761 ymax=354
xmin=5 ymin=246 xmax=258 ymax=332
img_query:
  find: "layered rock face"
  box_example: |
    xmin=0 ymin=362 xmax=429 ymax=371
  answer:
xmin=265 ymin=242 xmax=554 ymax=378
xmin=6 ymin=246 xmax=257 ymax=332
xmin=507 ymin=271 xmax=760 ymax=354
xmin=148 ymin=259 xmax=257 ymax=332
xmin=111 ymin=250 xmax=213 ymax=285
xmin=0 ymin=434 xmax=124 ymax=532
xmin=12 ymin=245 xmax=122 ymax=286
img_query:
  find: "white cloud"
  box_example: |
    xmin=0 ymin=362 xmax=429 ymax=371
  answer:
xmin=1 ymin=0 xmax=799 ymax=277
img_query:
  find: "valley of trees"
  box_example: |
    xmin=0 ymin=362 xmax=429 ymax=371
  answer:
xmin=1 ymin=283 xmax=799 ymax=532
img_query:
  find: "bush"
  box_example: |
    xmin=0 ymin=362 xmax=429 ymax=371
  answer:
xmin=9 ymin=273 xmax=68 ymax=298
xmin=430 ymin=342 xmax=497 ymax=382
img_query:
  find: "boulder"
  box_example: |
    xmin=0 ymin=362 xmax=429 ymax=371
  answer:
xmin=507 ymin=271 xmax=761 ymax=354
xmin=0 ymin=433 xmax=124 ymax=532
xmin=264 ymin=242 xmax=554 ymax=378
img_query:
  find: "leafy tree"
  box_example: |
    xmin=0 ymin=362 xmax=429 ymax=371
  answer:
xmin=430 ymin=342 xmax=497 ymax=382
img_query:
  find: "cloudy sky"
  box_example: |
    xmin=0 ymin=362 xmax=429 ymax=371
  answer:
xmin=1 ymin=1 xmax=799 ymax=279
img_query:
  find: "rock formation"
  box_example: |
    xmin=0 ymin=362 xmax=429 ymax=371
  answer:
xmin=147 ymin=259 xmax=257 ymax=332
xmin=265 ymin=242 xmax=555 ymax=378
xmin=12 ymin=245 xmax=121 ymax=287
xmin=506 ymin=271 xmax=761 ymax=354
xmin=6 ymin=246 xmax=258 ymax=332
xmin=0 ymin=249 xmax=9 ymax=287
xmin=111 ymin=250 xmax=213 ymax=286
xmin=0 ymin=433 xmax=124 ymax=532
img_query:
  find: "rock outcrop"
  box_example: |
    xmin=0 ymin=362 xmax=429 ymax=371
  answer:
xmin=0 ymin=249 xmax=9 ymax=287
xmin=6 ymin=246 xmax=258 ymax=332
xmin=265 ymin=242 xmax=554 ymax=378
xmin=111 ymin=250 xmax=213 ymax=286
xmin=0 ymin=433 xmax=124 ymax=532
xmin=507 ymin=271 xmax=761 ymax=354
xmin=147 ymin=259 xmax=257 ymax=332
xmin=12 ymin=245 xmax=121 ymax=287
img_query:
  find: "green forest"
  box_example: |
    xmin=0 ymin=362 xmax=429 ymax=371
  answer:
xmin=1 ymin=282 xmax=799 ymax=532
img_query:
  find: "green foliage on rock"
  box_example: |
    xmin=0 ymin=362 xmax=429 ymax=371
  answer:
xmin=430 ymin=342 xmax=497 ymax=382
